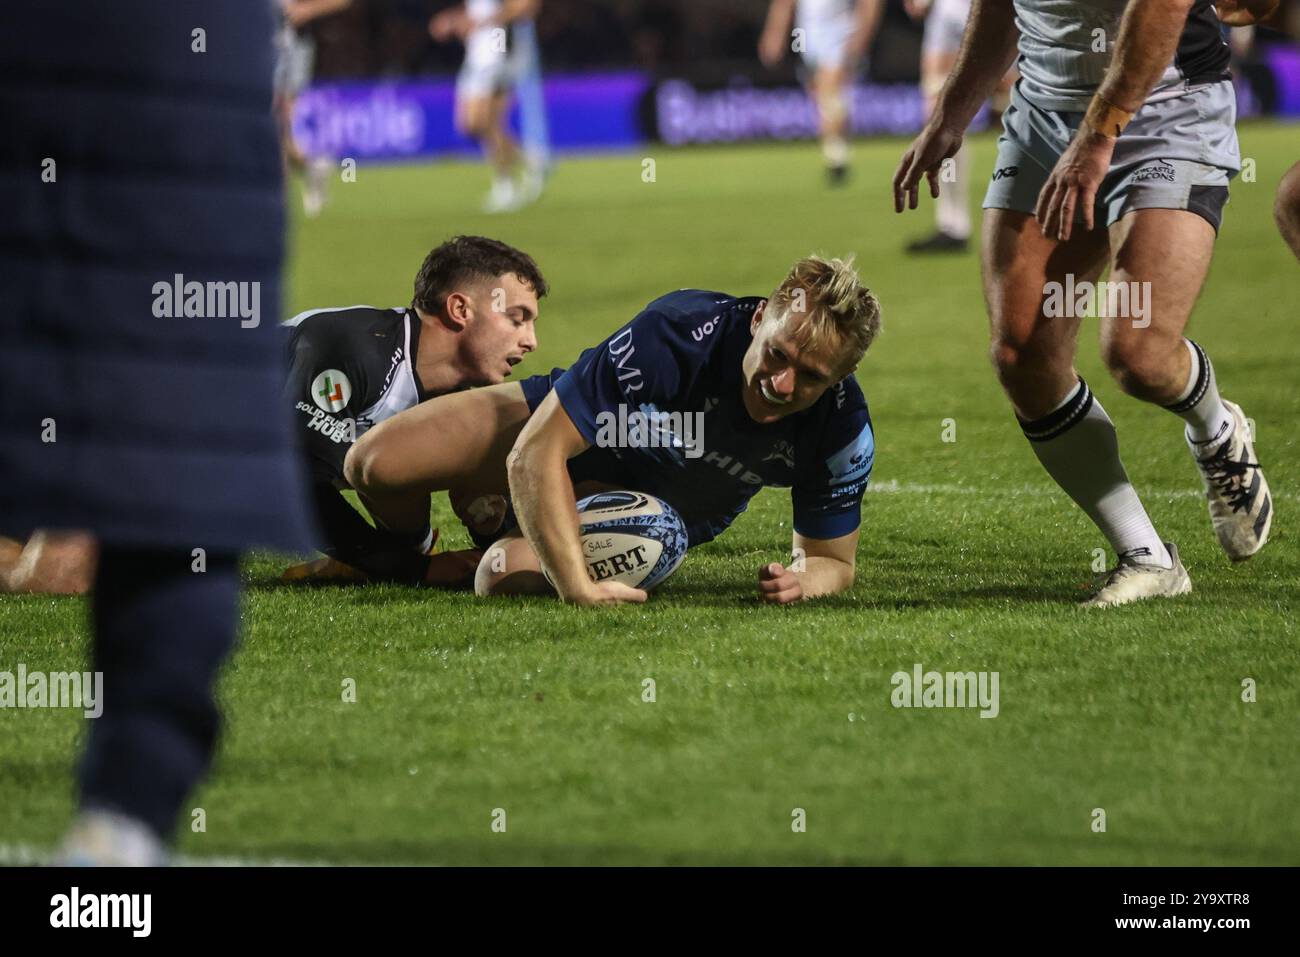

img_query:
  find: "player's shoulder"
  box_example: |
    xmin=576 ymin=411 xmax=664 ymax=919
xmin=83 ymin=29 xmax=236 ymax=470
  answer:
xmin=284 ymin=305 xmax=406 ymax=341
xmin=640 ymin=289 xmax=759 ymax=321
xmin=809 ymin=372 xmax=873 ymax=437
xmin=635 ymin=290 xmax=763 ymax=341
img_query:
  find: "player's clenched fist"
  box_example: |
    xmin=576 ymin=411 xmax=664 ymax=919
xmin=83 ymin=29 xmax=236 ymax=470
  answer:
xmin=758 ymin=561 xmax=804 ymax=604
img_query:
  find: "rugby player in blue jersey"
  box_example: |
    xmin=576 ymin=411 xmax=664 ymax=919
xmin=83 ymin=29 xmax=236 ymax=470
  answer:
xmin=346 ymin=255 xmax=881 ymax=606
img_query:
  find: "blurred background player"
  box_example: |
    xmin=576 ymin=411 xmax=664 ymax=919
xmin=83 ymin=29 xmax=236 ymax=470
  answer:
xmin=275 ymin=0 xmax=352 ymax=217
xmin=1 ymin=0 xmax=314 ymax=863
xmin=431 ymin=0 xmax=548 ymax=212
xmin=281 ymin=235 xmax=549 ymax=585
xmin=903 ymin=0 xmax=1016 ymax=253
xmin=759 ymin=0 xmax=885 ymax=185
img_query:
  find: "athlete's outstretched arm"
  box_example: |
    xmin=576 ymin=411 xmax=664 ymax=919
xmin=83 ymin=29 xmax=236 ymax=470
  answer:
xmin=507 ymin=392 xmax=646 ymax=606
xmin=893 ymin=0 xmax=1019 ymax=212
xmin=759 ymin=529 xmax=859 ymax=604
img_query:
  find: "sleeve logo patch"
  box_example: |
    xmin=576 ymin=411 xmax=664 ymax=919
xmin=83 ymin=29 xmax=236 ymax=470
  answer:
xmin=311 ymin=369 xmax=352 ymax=413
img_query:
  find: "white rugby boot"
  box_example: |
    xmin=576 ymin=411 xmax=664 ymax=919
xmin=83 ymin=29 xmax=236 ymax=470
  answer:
xmin=1082 ymin=542 xmax=1192 ymax=608
xmin=58 ymin=809 xmax=169 ymax=867
xmin=1187 ymin=399 xmax=1272 ymax=561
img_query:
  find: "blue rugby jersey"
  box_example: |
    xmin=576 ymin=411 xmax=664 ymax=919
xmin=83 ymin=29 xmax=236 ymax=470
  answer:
xmin=522 ymin=289 xmax=875 ymax=546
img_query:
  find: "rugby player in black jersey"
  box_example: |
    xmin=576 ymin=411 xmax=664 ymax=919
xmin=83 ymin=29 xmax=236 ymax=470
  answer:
xmin=281 ymin=234 xmax=550 ymax=585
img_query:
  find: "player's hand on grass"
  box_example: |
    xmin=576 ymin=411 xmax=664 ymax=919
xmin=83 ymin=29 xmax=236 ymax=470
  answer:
xmin=567 ymin=580 xmax=648 ymax=607
xmin=1035 ymin=125 xmax=1115 ymax=241
xmin=758 ymin=562 xmax=804 ymax=605
xmin=893 ymin=122 xmax=964 ymax=213
xmin=423 ymin=549 xmax=484 ymax=589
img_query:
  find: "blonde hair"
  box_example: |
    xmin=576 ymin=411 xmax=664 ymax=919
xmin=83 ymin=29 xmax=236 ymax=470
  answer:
xmin=766 ymin=255 xmax=881 ymax=369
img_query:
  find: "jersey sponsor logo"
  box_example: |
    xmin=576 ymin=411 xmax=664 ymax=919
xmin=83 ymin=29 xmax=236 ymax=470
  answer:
xmin=700 ymin=449 xmax=764 ymax=485
xmin=311 ymin=369 xmax=352 ymax=413
xmin=1132 ymin=160 xmax=1177 ymax=183
xmin=379 ymin=347 xmax=405 ymax=393
xmin=296 ymin=402 xmax=356 ymax=444
xmin=606 ymin=328 xmax=645 ymax=396
xmin=826 ymin=424 xmax=874 ymax=486
xmin=691 ymin=315 xmax=722 ymax=342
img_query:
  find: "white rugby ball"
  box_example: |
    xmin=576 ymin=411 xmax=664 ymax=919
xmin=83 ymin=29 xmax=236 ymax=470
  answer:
xmin=565 ymin=490 xmax=689 ymax=591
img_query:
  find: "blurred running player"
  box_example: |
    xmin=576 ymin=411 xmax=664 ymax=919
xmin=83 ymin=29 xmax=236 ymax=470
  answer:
xmin=894 ymin=0 xmax=1274 ymax=607
xmin=903 ymin=0 xmax=1017 ymax=253
xmin=431 ymin=0 xmax=546 ymax=212
xmin=759 ymin=0 xmax=885 ymax=185
xmin=346 ymin=256 xmax=881 ymax=607
xmin=274 ymin=0 xmax=352 ymax=216
xmin=282 ymin=236 xmax=549 ymax=584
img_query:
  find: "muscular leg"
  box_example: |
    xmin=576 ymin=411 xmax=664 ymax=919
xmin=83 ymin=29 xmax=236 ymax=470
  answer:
xmin=1104 ymin=207 xmax=1271 ymax=561
xmin=1275 ymin=160 xmax=1300 ymax=262
xmin=984 ymin=208 xmax=1173 ymax=570
xmin=984 ymin=208 xmax=1107 ymax=417
xmin=1100 ymin=209 xmax=1213 ymax=403
xmin=811 ymin=66 xmax=850 ymax=178
xmin=345 ymin=381 xmax=532 ymax=541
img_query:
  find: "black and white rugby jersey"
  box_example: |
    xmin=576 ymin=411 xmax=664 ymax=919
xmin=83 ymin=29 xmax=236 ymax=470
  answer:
xmin=283 ymin=305 xmax=429 ymax=487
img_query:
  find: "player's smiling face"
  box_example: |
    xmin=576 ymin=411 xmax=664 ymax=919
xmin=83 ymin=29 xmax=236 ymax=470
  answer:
xmin=741 ymin=301 xmax=851 ymax=424
xmin=455 ymin=272 xmax=540 ymax=385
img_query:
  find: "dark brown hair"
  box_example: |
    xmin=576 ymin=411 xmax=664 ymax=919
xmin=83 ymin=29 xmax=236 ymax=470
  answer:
xmin=412 ymin=235 xmax=549 ymax=313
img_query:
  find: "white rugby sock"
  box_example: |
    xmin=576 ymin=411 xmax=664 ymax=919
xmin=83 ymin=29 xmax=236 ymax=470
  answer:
xmin=1019 ymin=379 xmax=1172 ymax=568
xmin=1166 ymin=339 xmax=1234 ymax=454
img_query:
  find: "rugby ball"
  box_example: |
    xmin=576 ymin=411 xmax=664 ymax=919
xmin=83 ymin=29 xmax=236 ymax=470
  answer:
xmin=565 ymin=491 xmax=689 ymax=591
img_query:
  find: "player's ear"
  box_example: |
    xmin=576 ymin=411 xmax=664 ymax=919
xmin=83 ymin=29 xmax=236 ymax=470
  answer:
xmin=751 ymin=300 xmax=767 ymax=335
xmin=442 ymin=292 xmax=471 ymax=331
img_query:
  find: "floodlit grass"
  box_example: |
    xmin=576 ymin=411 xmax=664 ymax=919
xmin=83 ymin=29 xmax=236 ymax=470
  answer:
xmin=2 ymin=123 xmax=1297 ymax=864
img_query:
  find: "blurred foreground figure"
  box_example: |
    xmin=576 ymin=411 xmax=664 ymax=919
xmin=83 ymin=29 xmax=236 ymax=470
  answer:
xmin=0 ymin=0 xmax=313 ymax=864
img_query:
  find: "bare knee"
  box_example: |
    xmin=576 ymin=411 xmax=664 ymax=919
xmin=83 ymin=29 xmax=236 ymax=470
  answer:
xmin=1100 ymin=335 xmax=1182 ymax=399
xmin=343 ymin=433 xmax=391 ymax=494
xmin=474 ymin=536 xmax=550 ymax=597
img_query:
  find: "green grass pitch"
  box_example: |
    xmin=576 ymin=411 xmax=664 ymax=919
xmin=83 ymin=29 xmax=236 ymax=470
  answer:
xmin=2 ymin=123 xmax=1297 ymax=865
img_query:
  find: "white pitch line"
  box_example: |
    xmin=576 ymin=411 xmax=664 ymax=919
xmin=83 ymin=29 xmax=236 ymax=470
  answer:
xmin=864 ymin=479 xmax=1299 ymax=502
xmin=0 ymin=843 xmax=358 ymax=868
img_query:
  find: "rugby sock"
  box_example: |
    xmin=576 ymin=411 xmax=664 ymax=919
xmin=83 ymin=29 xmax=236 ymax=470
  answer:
xmin=80 ymin=547 xmax=240 ymax=839
xmin=823 ymin=135 xmax=849 ymax=170
xmin=314 ymin=483 xmax=431 ymax=584
xmin=1019 ymin=379 xmax=1173 ymax=568
xmin=936 ymin=144 xmax=971 ymax=240
xmin=1165 ymin=339 xmax=1234 ymax=454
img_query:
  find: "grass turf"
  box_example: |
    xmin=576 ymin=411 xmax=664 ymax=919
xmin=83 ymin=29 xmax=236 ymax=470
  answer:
xmin=1 ymin=122 xmax=1297 ymax=865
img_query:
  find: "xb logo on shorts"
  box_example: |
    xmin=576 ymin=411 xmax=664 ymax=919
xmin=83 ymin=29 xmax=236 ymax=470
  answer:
xmin=992 ymin=166 xmax=1018 ymax=181
xmin=311 ymin=369 xmax=352 ymax=413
